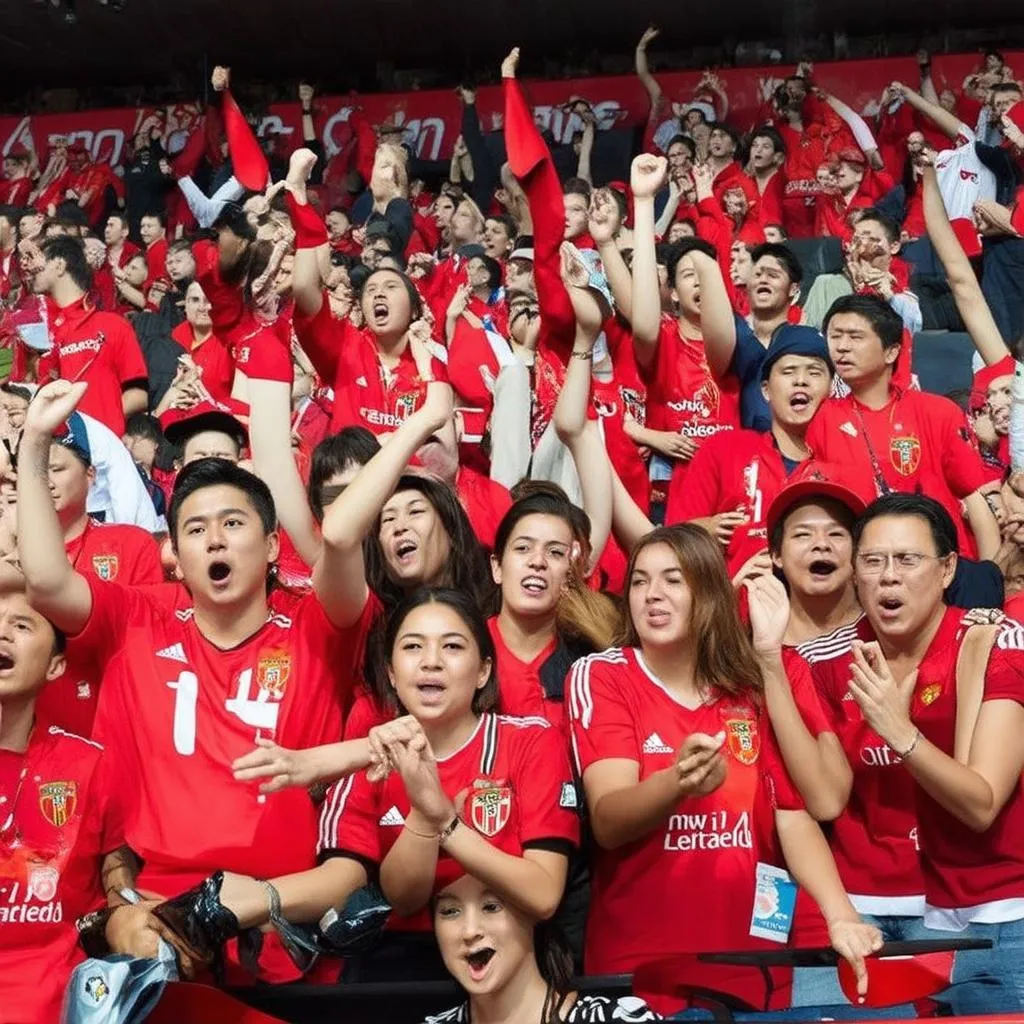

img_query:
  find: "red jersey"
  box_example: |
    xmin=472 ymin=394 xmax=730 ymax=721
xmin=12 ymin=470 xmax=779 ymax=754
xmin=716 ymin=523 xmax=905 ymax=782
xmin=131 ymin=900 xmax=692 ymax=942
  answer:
xmin=38 ymin=298 xmax=148 ymax=436
xmin=568 ymin=648 xmax=801 ymax=1008
xmin=83 ymin=580 xmax=355 ymax=918
xmin=806 ymin=387 xmax=989 ymax=559
xmin=487 ymin=617 xmax=565 ymax=729
xmin=0 ymin=726 xmax=121 ymax=1024
xmin=36 ymin=521 xmax=163 ymax=737
xmin=455 ymin=466 xmax=511 ymax=550
xmin=641 ymin=315 xmax=739 ymax=481
xmin=94 ymin=242 xmax=141 ymax=313
xmin=804 ymin=618 xmax=924 ymax=916
xmin=170 ymin=322 xmax=235 ymax=405
xmin=294 ymin=299 xmax=447 ymax=434
xmin=144 ymin=237 xmax=169 ymax=290
xmin=0 ymin=177 xmax=32 ymax=208
xmin=319 ymin=713 xmax=579 ymax=930
xmin=913 ymin=613 xmax=1024 ymax=923
xmin=665 ymin=428 xmax=789 ymax=575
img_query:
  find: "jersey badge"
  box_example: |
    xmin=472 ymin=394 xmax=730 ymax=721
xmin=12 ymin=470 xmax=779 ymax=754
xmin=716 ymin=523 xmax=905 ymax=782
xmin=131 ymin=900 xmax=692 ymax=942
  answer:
xmin=91 ymin=554 xmax=119 ymax=581
xmin=469 ymin=780 xmax=512 ymax=837
xmin=256 ymin=651 xmax=291 ymax=697
xmin=725 ymin=717 xmax=760 ymax=766
xmin=919 ymin=683 xmax=942 ymax=707
xmin=38 ymin=780 xmax=77 ymax=827
xmin=889 ymin=436 xmax=921 ymax=476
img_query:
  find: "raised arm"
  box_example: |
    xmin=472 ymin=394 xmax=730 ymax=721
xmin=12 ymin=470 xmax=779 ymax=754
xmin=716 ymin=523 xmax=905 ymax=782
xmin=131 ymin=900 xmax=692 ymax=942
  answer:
xmin=17 ymin=382 xmax=94 ymax=635
xmin=922 ymin=164 xmax=1010 ymax=365
xmin=688 ymin=247 xmax=738 ymax=378
xmin=629 ymin=153 xmax=669 ymax=366
xmin=575 ymin=110 xmax=596 ymax=186
xmin=588 ymin=188 xmax=633 ymax=321
xmin=314 ymin=363 xmax=454 ymax=629
xmin=284 ymin=149 xmax=331 ymax=318
xmin=634 ymin=26 xmax=663 ymax=107
xmin=892 ymin=81 xmax=964 ymax=142
xmin=819 ymin=89 xmax=884 ymax=170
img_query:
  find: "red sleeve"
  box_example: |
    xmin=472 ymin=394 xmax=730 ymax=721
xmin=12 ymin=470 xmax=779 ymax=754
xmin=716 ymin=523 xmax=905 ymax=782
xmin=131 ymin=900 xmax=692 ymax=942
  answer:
xmin=761 ymin=716 xmax=804 ymax=811
xmin=568 ymin=653 xmax=640 ymax=772
xmin=193 ymin=239 xmax=245 ymax=338
xmin=343 ymin=690 xmax=392 ymax=740
xmin=636 ymin=317 xmax=676 ymax=398
xmin=759 ymin=173 xmax=786 ymax=229
xmin=983 ymin=635 xmax=1024 ymax=703
xmin=665 ymin=436 xmax=725 ymax=524
xmin=695 ymin=196 xmax=732 ymax=252
xmin=316 ymin=772 xmax=381 ymax=862
xmin=234 ymin=327 xmax=293 ymax=384
xmin=110 ymin=319 xmax=148 ymax=386
xmin=293 ymin=297 xmax=344 ymax=386
xmin=781 ymin=649 xmax=833 ymax=738
xmin=938 ymin=401 xmax=989 ymax=497
xmin=121 ymin=530 xmax=163 ymax=585
xmin=90 ymin=738 xmax=128 ymax=855
xmin=513 ymin=724 xmax=580 ymax=849
xmin=1012 ymin=186 xmax=1024 ymax=237
xmin=70 ymin=576 xmax=137 ymax=668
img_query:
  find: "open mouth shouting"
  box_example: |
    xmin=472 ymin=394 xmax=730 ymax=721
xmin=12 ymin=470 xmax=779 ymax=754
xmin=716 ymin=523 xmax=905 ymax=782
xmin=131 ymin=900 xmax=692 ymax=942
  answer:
xmin=877 ymin=594 xmax=904 ymax=621
xmin=807 ymin=558 xmax=838 ymax=581
xmin=208 ymin=560 xmax=232 ymax=589
xmin=0 ymin=650 xmax=15 ymax=675
xmin=519 ymin=574 xmax=549 ymax=597
xmin=788 ymin=390 xmax=812 ymax=414
xmin=371 ymin=297 xmax=390 ymax=327
xmin=393 ymin=537 xmax=419 ymax=567
xmin=415 ymin=675 xmax=447 ymax=708
xmin=463 ymin=946 xmax=497 ymax=983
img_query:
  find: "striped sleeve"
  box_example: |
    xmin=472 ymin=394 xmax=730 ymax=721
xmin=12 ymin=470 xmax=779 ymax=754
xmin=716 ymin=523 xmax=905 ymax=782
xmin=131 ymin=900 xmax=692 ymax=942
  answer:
xmin=567 ymin=650 xmax=637 ymax=775
xmin=317 ymin=771 xmax=382 ymax=864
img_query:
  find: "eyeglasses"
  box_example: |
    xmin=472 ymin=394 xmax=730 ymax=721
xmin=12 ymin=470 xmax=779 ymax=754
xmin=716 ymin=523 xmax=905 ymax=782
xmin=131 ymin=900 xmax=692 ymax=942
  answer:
xmin=856 ymin=551 xmax=946 ymax=575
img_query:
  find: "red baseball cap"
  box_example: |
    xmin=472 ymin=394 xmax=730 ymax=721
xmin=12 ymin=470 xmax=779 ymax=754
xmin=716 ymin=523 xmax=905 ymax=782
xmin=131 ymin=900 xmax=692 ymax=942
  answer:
xmin=970 ymin=354 xmax=1015 ymax=413
xmin=160 ymin=399 xmax=248 ymax=450
xmin=765 ymin=461 xmax=871 ymax=539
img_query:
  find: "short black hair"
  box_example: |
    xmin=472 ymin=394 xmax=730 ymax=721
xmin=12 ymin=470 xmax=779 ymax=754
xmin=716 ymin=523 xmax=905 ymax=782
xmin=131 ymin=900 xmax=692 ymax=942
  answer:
xmin=485 ymin=213 xmax=517 ymax=239
xmin=666 ymin=134 xmax=698 ymax=161
xmin=749 ymin=125 xmax=787 ymax=158
xmin=992 ymin=81 xmax=1022 ymax=97
xmin=472 ymin=254 xmax=503 ymax=291
xmin=124 ymin=412 xmax=165 ymax=446
xmin=167 ymin=238 xmax=193 ymax=257
xmin=0 ymin=382 xmax=31 ymax=404
xmin=852 ymin=493 xmax=959 ymax=558
xmin=823 ymin=294 xmax=904 ymax=350
xmin=563 ymin=177 xmax=592 ymax=200
xmin=106 ymin=210 xmax=130 ymax=231
xmin=856 ymin=208 xmax=901 ymax=245
xmin=749 ymin=242 xmax=803 ymax=285
xmin=666 ymin=237 xmax=718 ymax=281
xmin=168 ymin=458 xmax=276 ymax=544
xmin=308 ymin=427 xmax=381 ymax=522
xmin=39 ymin=235 xmax=92 ymax=293
xmin=0 ymin=205 xmax=20 ymax=230
xmin=709 ymin=122 xmax=741 ymax=150
xmin=357 ymin=267 xmax=423 ymax=321
xmin=140 ymin=209 xmax=167 ymax=228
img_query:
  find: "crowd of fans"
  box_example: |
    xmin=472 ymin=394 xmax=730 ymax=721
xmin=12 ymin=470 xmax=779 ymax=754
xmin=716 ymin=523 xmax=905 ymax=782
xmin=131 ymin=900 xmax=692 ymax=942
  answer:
xmin=2 ymin=30 xmax=1024 ymax=1024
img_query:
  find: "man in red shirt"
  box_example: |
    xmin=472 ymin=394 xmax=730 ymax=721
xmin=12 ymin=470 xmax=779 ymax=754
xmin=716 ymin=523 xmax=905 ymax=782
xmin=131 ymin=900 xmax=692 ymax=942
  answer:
xmin=94 ymin=212 xmax=140 ymax=312
xmin=630 ymin=153 xmax=739 ymax=500
xmin=139 ymin=210 xmax=169 ymax=292
xmin=807 ymin=294 xmax=999 ymax=561
xmin=167 ymin=282 xmax=235 ymax=406
xmin=160 ymin=399 xmax=247 ymax=466
xmin=0 ymin=591 xmax=122 ymax=1023
xmin=18 ymin=379 xmax=377 ymax=981
xmin=0 ymin=144 xmax=33 ymax=208
xmin=32 ymin=235 xmax=149 ymax=436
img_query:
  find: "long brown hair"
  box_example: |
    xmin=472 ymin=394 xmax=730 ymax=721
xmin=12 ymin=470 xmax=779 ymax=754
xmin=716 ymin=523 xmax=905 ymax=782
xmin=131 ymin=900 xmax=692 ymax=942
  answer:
xmin=620 ymin=524 xmax=764 ymax=698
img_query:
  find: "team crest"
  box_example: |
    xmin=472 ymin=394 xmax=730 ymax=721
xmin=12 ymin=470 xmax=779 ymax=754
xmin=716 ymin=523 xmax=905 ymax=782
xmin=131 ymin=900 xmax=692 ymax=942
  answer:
xmin=889 ymin=436 xmax=921 ymax=476
xmin=919 ymin=683 xmax=942 ymax=707
xmin=91 ymin=555 xmax=119 ymax=581
xmin=84 ymin=975 xmax=109 ymax=1005
xmin=256 ymin=652 xmax=291 ymax=697
xmin=396 ymin=393 xmax=417 ymax=421
xmin=725 ymin=718 xmax=760 ymax=766
xmin=38 ymin=781 xmax=77 ymax=827
xmin=28 ymin=864 xmax=59 ymax=901
xmin=469 ymin=781 xmax=512 ymax=837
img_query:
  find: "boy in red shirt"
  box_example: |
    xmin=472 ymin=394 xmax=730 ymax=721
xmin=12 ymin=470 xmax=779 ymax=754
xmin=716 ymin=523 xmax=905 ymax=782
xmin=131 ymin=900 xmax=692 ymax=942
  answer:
xmin=807 ymin=294 xmax=999 ymax=561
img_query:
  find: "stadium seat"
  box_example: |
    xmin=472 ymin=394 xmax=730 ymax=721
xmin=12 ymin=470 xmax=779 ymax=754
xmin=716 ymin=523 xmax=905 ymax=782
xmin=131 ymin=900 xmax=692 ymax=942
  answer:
xmin=785 ymin=237 xmax=844 ymax=301
xmin=911 ymin=330 xmax=977 ymax=399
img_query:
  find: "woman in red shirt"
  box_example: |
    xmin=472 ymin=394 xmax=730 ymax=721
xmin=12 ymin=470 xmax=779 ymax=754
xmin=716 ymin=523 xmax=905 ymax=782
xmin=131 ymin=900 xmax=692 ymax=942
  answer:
xmin=568 ymin=525 xmax=881 ymax=1013
xmin=215 ymin=588 xmax=579 ymax=983
xmin=488 ymin=490 xmax=618 ymax=727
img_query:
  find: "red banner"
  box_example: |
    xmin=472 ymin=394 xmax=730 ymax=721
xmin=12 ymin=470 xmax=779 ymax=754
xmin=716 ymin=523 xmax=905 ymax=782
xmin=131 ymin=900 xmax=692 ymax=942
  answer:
xmin=0 ymin=51 xmax=1017 ymax=169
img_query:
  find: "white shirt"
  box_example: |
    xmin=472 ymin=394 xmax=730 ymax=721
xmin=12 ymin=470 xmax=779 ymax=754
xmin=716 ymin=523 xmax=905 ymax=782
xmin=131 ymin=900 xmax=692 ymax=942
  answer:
xmin=934 ymin=126 xmax=997 ymax=223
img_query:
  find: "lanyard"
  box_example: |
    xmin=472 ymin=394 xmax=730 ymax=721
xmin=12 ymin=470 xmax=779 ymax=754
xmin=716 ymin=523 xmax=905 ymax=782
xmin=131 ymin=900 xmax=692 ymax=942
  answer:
xmin=850 ymin=402 xmax=893 ymax=499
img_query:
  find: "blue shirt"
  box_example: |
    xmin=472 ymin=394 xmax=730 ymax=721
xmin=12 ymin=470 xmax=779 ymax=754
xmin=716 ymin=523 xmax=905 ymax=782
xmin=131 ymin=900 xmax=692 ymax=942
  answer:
xmin=728 ymin=314 xmax=771 ymax=432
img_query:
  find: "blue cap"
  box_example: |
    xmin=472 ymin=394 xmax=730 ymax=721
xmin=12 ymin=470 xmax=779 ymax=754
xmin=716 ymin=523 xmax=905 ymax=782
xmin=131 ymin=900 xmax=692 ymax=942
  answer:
xmin=56 ymin=411 xmax=92 ymax=466
xmin=760 ymin=324 xmax=834 ymax=382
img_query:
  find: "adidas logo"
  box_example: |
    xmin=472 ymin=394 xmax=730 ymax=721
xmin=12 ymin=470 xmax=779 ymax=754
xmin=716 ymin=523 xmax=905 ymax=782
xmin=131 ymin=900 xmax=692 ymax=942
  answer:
xmin=355 ymin=375 xmax=368 ymax=387
xmin=156 ymin=643 xmax=187 ymax=663
xmin=379 ymin=805 xmax=405 ymax=826
xmin=642 ymin=733 xmax=673 ymax=754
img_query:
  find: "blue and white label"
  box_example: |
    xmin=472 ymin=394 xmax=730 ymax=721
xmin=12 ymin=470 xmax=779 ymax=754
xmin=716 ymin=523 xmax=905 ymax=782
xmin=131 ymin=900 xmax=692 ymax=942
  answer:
xmin=749 ymin=862 xmax=797 ymax=943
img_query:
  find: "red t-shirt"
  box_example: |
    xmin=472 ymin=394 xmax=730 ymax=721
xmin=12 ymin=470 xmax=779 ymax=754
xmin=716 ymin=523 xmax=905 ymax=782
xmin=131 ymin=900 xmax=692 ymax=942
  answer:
xmin=806 ymin=388 xmax=989 ymax=559
xmin=294 ymin=299 xmax=447 ymax=434
xmin=83 ymin=580 xmax=358 ymax=979
xmin=144 ymin=237 xmax=169 ymax=290
xmin=0 ymin=726 xmax=122 ymax=1024
xmin=640 ymin=315 xmax=739 ymax=483
xmin=455 ymin=466 xmax=511 ymax=550
xmin=36 ymin=521 xmax=163 ymax=737
xmin=913 ymin=613 xmax=1024 ymax=916
xmin=170 ymin=322 xmax=235 ymax=406
xmin=37 ymin=298 xmax=148 ymax=436
xmin=94 ymin=242 xmax=141 ymax=313
xmin=488 ymin=616 xmax=563 ymax=728
xmin=319 ymin=713 xmax=579 ymax=931
xmin=665 ymin=428 xmax=789 ymax=575
xmin=568 ymin=647 xmax=801 ymax=1010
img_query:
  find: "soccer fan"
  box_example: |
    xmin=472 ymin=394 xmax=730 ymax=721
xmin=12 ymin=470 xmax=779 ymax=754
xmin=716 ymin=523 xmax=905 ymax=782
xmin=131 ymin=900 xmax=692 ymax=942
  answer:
xmin=31 ymin=235 xmax=149 ymax=436
xmin=629 ymin=154 xmax=739 ymax=496
xmin=665 ymin=324 xmax=833 ymax=573
xmin=139 ymin=211 xmax=169 ymax=292
xmin=0 ymin=592 xmax=124 ymax=1024
xmin=160 ymin=399 xmax=248 ymax=467
xmin=568 ymin=525 xmax=882 ymax=1013
xmin=0 ymin=144 xmax=33 ymax=207
xmin=807 ymin=294 xmax=1000 ymax=560
xmin=213 ymin=589 xmax=580 ymax=983
xmin=697 ymin=242 xmax=805 ymax=431
xmin=94 ymin=212 xmax=140 ymax=312
xmin=14 ymin=379 xmax=380 ymax=982
xmin=841 ymin=493 xmax=1024 ymax=1013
